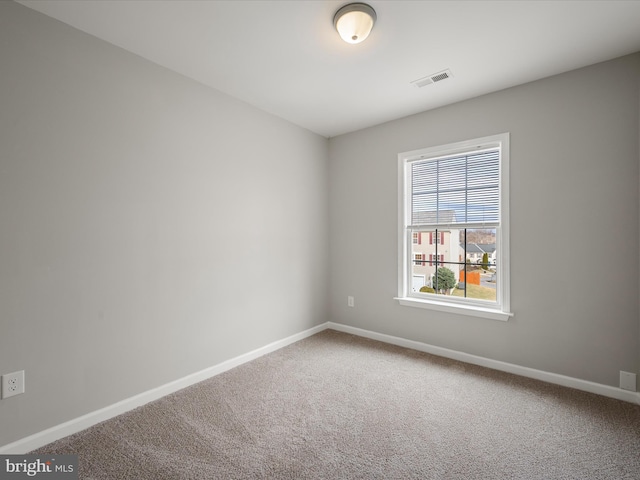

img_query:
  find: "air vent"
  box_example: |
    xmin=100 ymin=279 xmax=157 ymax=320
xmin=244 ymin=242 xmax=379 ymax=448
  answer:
xmin=411 ymin=69 xmax=453 ymax=88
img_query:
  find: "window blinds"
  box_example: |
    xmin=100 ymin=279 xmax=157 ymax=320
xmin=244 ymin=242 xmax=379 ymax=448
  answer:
xmin=410 ymin=148 xmax=500 ymax=227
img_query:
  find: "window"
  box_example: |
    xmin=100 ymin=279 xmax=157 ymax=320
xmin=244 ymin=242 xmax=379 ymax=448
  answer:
xmin=429 ymin=232 xmax=444 ymax=244
xmin=396 ymin=133 xmax=512 ymax=321
xmin=428 ymin=253 xmax=444 ymax=267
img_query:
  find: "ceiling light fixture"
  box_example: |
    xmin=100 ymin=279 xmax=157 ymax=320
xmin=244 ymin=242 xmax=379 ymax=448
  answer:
xmin=333 ymin=3 xmax=377 ymax=44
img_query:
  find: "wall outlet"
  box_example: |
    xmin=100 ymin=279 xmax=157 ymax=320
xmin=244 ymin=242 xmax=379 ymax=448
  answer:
xmin=1 ymin=370 xmax=25 ymax=399
xmin=619 ymin=371 xmax=637 ymax=392
xmin=347 ymin=296 xmax=355 ymax=307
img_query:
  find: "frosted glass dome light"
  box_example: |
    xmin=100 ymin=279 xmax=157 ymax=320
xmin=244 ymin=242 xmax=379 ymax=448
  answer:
xmin=333 ymin=3 xmax=377 ymax=44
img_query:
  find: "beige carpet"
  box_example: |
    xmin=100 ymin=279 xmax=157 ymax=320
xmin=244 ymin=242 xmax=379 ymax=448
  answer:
xmin=33 ymin=329 xmax=640 ymax=479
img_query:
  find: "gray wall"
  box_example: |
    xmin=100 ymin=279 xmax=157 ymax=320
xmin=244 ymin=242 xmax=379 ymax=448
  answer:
xmin=329 ymin=53 xmax=640 ymax=388
xmin=0 ymin=2 xmax=328 ymax=446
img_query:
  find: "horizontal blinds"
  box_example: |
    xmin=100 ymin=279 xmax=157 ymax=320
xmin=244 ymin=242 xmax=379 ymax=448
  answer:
xmin=411 ymin=149 xmax=500 ymax=227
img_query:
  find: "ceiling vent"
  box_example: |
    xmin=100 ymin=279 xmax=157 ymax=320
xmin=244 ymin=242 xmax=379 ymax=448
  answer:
xmin=411 ymin=69 xmax=453 ymax=88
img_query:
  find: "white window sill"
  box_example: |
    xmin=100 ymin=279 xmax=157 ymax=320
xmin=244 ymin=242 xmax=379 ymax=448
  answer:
xmin=394 ymin=297 xmax=513 ymax=322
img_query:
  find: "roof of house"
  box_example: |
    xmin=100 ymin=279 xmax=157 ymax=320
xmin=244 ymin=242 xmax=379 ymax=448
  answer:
xmin=412 ymin=210 xmax=457 ymax=225
xmin=464 ymin=243 xmax=496 ymax=254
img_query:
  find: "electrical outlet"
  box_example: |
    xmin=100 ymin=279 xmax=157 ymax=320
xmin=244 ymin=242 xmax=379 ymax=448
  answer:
xmin=347 ymin=296 xmax=355 ymax=307
xmin=620 ymin=371 xmax=637 ymax=392
xmin=1 ymin=370 xmax=25 ymax=399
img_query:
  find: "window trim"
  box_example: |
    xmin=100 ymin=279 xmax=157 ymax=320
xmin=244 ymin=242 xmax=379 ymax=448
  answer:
xmin=396 ymin=133 xmax=512 ymax=321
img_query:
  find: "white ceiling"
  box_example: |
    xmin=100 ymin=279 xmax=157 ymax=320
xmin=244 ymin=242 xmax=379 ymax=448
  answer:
xmin=17 ymin=0 xmax=640 ymax=138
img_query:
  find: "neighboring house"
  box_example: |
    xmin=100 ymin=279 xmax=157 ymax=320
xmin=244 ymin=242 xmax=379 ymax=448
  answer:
xmin=411 ymin=211 xmax=460 ymax=291
xmin=464 ymin=243 xmax=497 ymax=265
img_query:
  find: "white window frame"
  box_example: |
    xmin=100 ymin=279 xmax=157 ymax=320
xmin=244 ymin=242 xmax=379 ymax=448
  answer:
xmin=395 ymin=133 xmax=512 ymax=321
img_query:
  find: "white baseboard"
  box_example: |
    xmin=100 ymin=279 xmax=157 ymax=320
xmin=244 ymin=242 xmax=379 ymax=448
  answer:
xmin=3 ymin=320 xmax=638 ymax=453
xmin=327 ymin=322 xmax=640 ymax=405
xmin=0 ymin=322 xmax=329 ymax=454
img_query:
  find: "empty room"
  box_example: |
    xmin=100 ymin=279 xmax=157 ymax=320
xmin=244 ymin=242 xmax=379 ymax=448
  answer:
xmin=1 ymin=1 xmax=639 ymax=478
